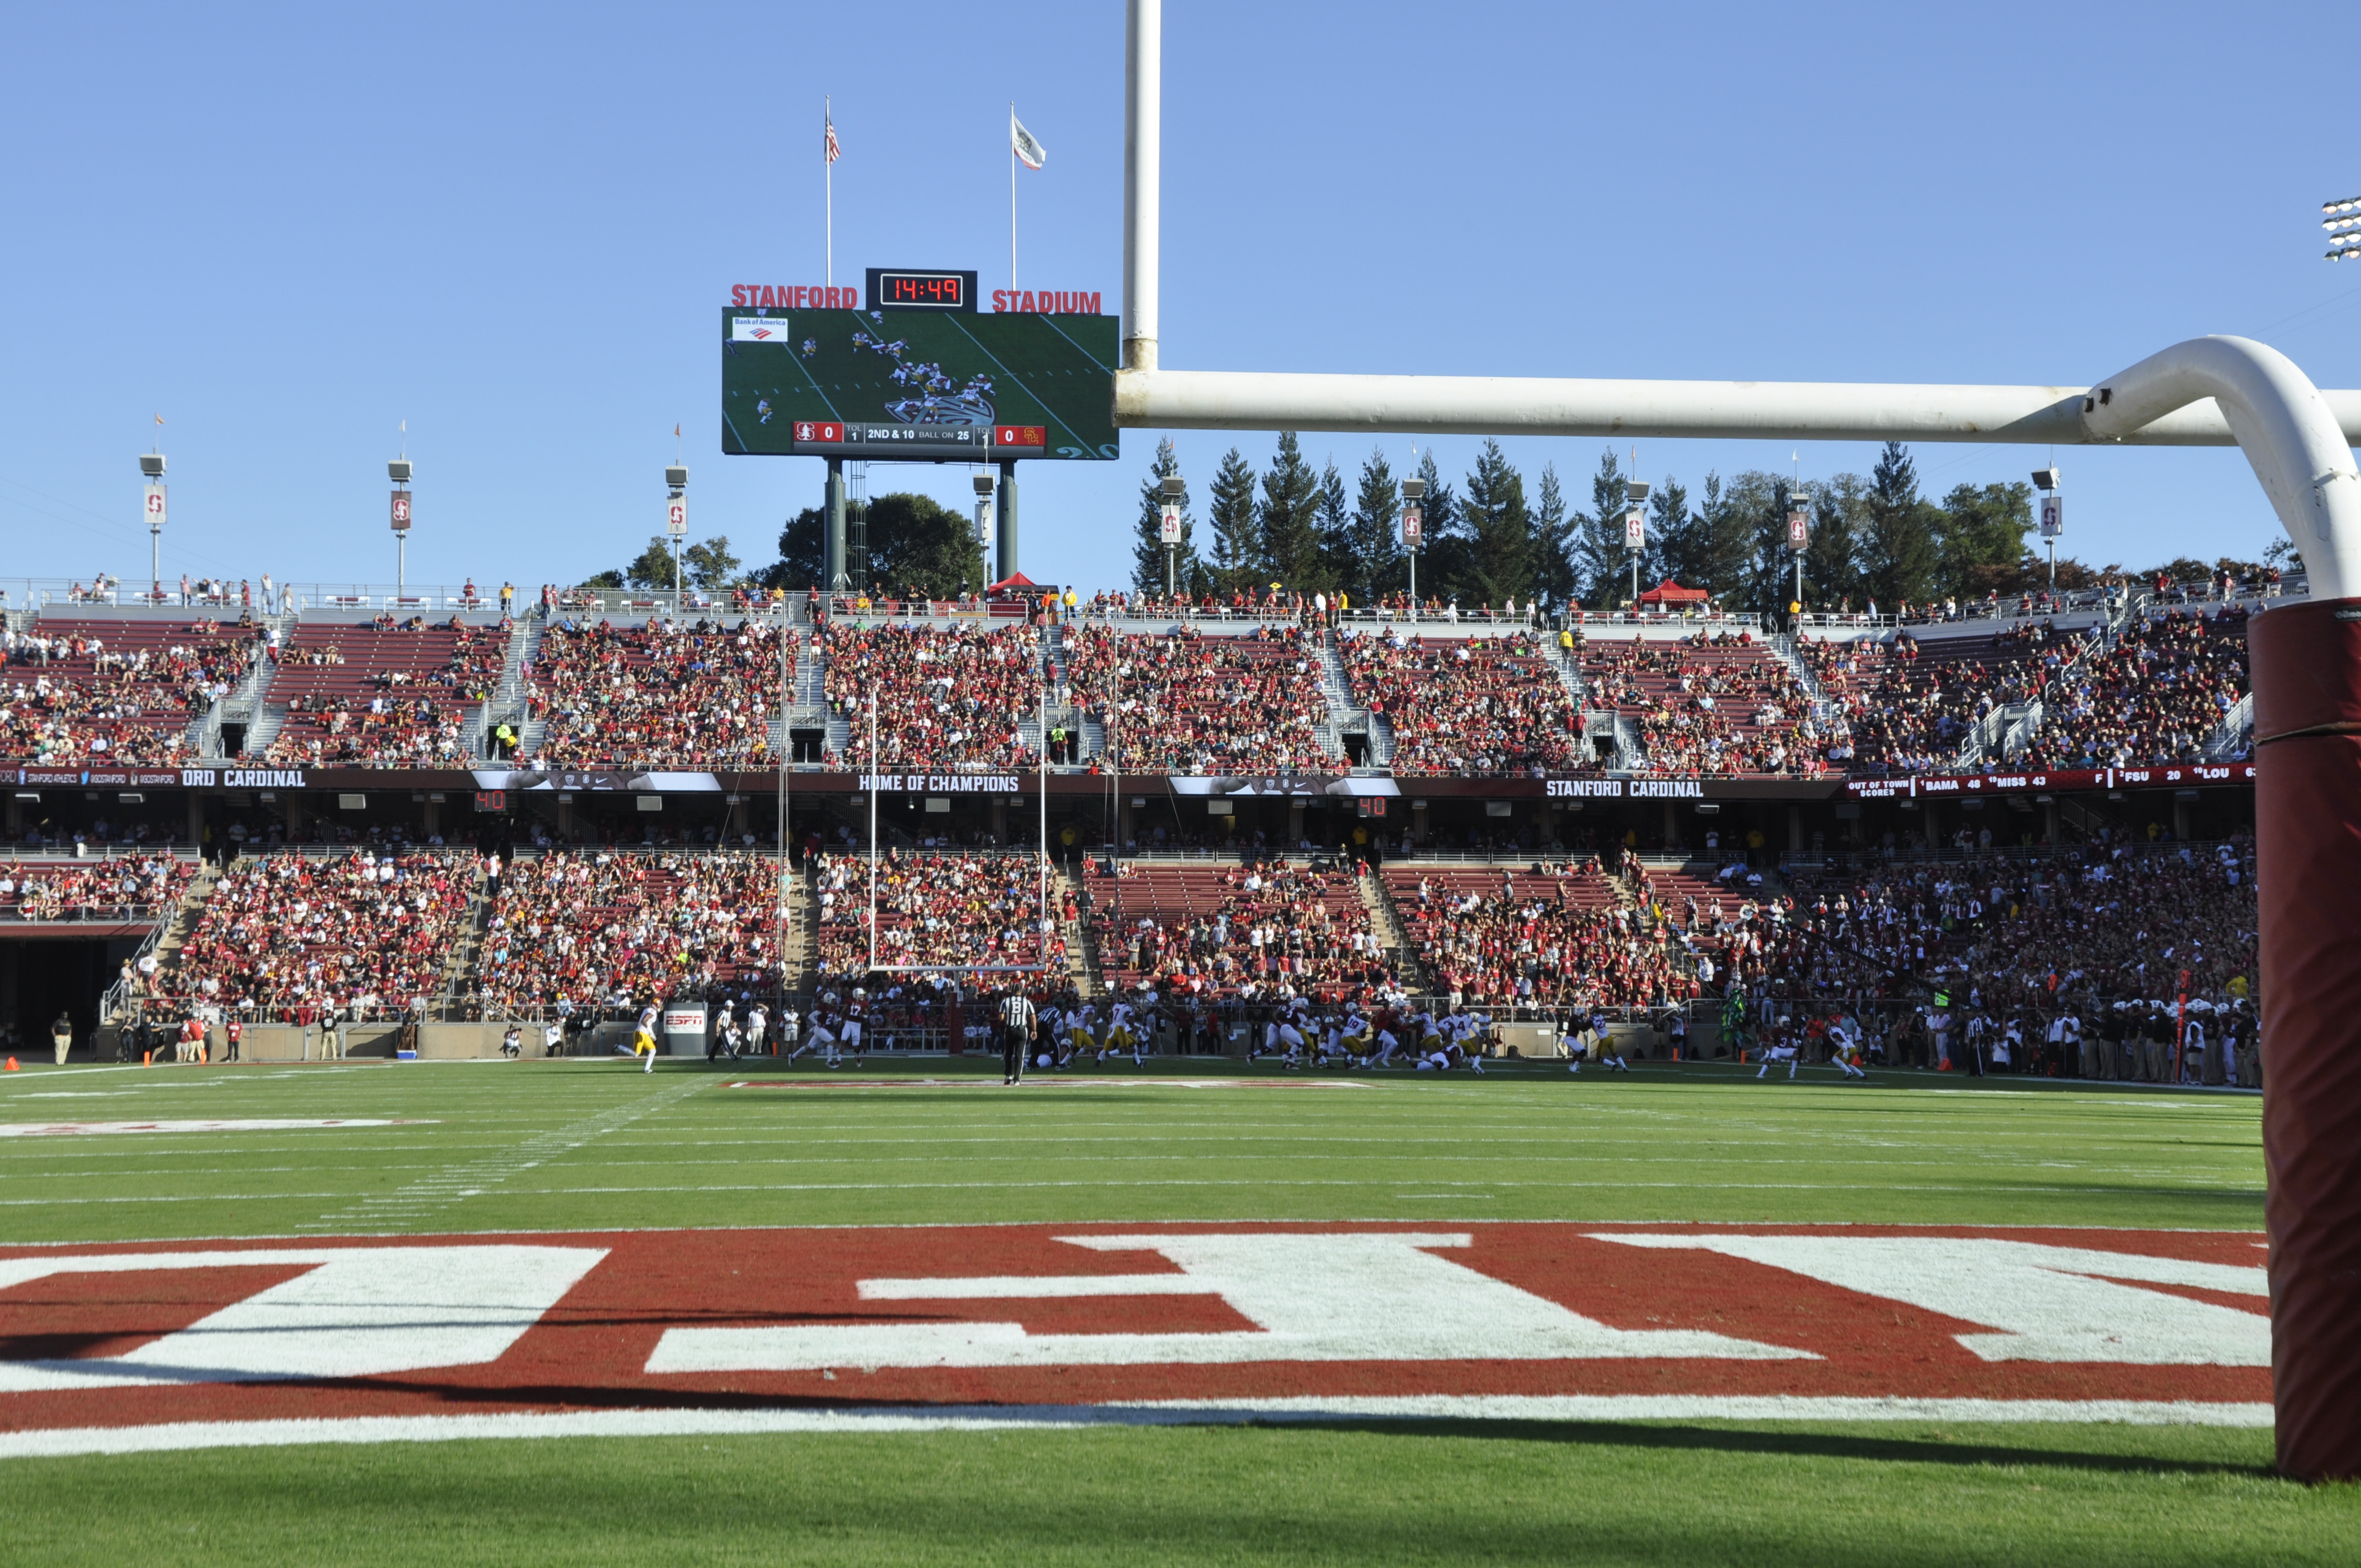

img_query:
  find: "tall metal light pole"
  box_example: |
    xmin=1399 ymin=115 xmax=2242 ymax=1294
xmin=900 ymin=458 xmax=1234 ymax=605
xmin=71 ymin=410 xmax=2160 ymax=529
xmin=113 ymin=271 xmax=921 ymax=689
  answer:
xmin=388 ymin=458 xmax=413 ymax=603
xmin=2033 ymin=467 xmax=2063 ymax=591
xmin=140 ymin=451 xmax=166 ymax=601
xmin=1158 ymin=472 xmax=1186 ymax=598
xmin=971 ymin=472 xmax=997 ymax=590
xmin=1400 ymin=475 xmax=1425 ymax=616
xmin=1624 ymin=479 xmax=1650 ymax=606
xmin=666 ymin=464 xmax=689 ymax=618
xmin=1786 ymin=484 xmax=1813 ymax=620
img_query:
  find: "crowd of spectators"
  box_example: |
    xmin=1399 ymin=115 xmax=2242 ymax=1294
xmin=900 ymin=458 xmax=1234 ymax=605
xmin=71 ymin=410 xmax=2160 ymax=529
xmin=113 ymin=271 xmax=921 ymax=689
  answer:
xmin=1066 ymin=625 xmax=1334 ymax=774
xmin=819 ymin=623 xmax=1045 ymax=771
xmin=1798 ymin=623 xmax=2070 ymax=774
xmin=1580 ymin=634 xmax=1824 ymax=775
xmin=471 ymin=850 xmax=782 ymax=1015
xmin=1341 ymin=630 xmax=1583 ymax=776
xmin=2028 ymin=607 xmax=2249 ymax=768
xmin=156 ymin=850 xmax=477 ymax=1021
xmin=1 ymin=619 xmax=262 ymax=765
xmin=1096 ymin=859 xmax=1392 ymax=1001
xmin=527 ymin=619 xmax=787 ymax=770
xmin=1390 ymin=861 xmax=1695 ymax=1008
xmin=812 ymin=849 xmax=1063 ymax=978
xmin=1722 ymin=836 xmax=2258 ymax=1081
xmin=0 ymin=855 xmax=195 ymax=922
xmin=263 ymin=621 xmax=509 ymax=767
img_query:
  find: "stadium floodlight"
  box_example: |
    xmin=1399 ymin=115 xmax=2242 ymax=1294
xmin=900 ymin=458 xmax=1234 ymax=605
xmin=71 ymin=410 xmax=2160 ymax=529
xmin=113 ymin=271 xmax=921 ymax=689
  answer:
xmin=2322 ymin=197 xmax=2361 ymax=259
xmin=2324 ymin=195 xmax=2361 ymax=216
xmin=971 ymin=471 xmax=997 ymax=551
xmin=2033 ymin=467 xmax=2064 ymax=589
xmin=665 ymin=464 xmax=689 ymax=617
xmin=1157 ymin=473 xmax=1187 ymax=597
xmin=139 ymin=451 xmax=166 ymax=600
xmin=388 ymin=458 xmax=414 ymax=605
xmin=1399 ymin=476 xmax=1426 ymax=611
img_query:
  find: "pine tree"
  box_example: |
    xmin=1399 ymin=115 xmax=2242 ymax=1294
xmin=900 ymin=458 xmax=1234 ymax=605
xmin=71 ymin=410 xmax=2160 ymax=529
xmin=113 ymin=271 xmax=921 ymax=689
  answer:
xmin=1411 ymin=450 xmax=1464 ymax=605
xmin=1350 ymin=449 xmax=1405 ymax=606
xmin=1861 ymin=441 xmax=1940 ymax=610
xmin=1313 ymin=458 xmax=1355 ymax=603
xmin=1804 ymin=473 xmax=1868 ymax=611
xmin=1532 ymin=462 xmax=1573 ymax=610
xmin=1258 ymin=432 xmax=1324 ymax=592
xmin=1206 ymin=447 xmax=1261 ymax=594
xmin=1459 ymin=438 xmax=1535 ymax=610
xmin=1566 ymin=447 xmax=1631 ymax=607
xmin=1129 ymin=438 xmax=1203 ymax=596
xmin=1648 ymin=477 xmax=1693 ymax=592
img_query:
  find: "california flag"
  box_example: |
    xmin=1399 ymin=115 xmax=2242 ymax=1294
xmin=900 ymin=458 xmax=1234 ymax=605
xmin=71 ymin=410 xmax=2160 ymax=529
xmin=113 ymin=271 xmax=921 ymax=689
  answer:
xmin=1010 ymin=111 xmax=1046 ymax=171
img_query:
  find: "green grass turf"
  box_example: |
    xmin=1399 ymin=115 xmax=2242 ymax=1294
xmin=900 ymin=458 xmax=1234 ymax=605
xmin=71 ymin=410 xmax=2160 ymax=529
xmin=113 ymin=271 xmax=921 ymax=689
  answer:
xmin=0 ymin=1056 xmax=2312 ymax=1565
xmin=8 ymin=1424 xmax=2358 ymax=1567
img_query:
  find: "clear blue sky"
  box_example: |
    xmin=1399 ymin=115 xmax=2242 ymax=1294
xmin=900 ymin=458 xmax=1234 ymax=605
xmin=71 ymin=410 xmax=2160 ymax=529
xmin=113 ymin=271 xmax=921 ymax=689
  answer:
xmin=3 ymin=1 xmax=2357 ymax=594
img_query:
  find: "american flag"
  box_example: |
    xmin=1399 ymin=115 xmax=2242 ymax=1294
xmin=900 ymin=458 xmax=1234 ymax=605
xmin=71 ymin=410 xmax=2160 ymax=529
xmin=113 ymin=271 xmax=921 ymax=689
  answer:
xmin=825 ymin=116 xmax=840 ymax=165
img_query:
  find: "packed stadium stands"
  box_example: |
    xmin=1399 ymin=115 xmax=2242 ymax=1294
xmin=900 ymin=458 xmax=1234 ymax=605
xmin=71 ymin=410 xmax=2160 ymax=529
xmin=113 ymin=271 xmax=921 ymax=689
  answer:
xmin=1383 ymin=861 xmax=1694 ymax=1007
xmin=812 ymin=849 xmax=1062 ymax=978
xmin=526 ymin=619 xmax=786 ymax=770
xmin=155 ymin=850 xmax=477 ymax=1021
xmin=472 ymin=849 xmax=783 ymax=1015
xmin=1577 ymin=633 xmax=1825 ymax=776
xmin=1091 ymin=858 xmax=1393 ymax=998
xmin=2030 ymin=606 xmax=2249 ymax=768
xmin=1065 ymin=624 xmax=1334 ymax=774
xmin=819 ymin=622 xmax=1043 ymax=770
xmin=0 ymin=854 xmax=194 ymax=923
xmin=1340 ymin=629 xmax=1582 ymax=775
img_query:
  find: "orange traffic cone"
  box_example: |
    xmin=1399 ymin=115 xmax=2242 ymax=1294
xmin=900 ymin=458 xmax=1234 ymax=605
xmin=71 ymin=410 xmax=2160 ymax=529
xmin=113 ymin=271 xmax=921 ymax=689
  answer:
xmin=3 ymin=1058 xmax=17 ymax=1072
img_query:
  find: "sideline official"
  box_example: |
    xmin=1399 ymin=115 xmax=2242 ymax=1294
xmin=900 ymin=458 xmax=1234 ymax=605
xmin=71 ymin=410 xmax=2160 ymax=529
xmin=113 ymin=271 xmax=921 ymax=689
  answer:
xmin=999 ymin=989 xmax=1037 ymax=1085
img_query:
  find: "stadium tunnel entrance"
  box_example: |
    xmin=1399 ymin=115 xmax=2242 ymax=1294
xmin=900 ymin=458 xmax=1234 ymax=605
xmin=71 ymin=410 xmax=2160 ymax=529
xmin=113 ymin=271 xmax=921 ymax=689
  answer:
xmin=0 ymin=935 xmax=135 ymax=1061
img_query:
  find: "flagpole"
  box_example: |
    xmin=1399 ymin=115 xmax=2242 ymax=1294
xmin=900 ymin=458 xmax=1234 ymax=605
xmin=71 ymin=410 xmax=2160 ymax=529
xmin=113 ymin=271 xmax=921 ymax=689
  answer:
xmin=1009 ymin=102 xmax=1018 ymax=293
xmin=825 ymin=95 xmax=834 ymax=289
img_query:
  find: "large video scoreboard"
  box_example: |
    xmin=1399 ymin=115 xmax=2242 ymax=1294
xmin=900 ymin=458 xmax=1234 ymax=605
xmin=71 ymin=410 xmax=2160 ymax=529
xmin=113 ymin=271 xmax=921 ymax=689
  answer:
xmin=721 ymin=285 xmax=1119 ymax=462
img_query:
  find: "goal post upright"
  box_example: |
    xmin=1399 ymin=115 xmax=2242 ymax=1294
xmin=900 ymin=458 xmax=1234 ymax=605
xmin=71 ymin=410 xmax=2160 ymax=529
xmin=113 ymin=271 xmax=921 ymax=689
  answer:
xmin=1115 ymin=0 xmax=2361 ymax=1479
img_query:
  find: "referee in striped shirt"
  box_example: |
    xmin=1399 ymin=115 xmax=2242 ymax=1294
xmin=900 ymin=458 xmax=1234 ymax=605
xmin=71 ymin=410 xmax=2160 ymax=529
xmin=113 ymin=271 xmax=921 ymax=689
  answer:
xmin=999 ymin=989 xmax=1037 ymax=1085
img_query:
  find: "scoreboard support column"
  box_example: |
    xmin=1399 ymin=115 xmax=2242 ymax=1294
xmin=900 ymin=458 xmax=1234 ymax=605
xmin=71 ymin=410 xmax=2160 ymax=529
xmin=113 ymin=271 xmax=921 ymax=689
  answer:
xmin=996 ymin=460 xmax=1020 ymax=582
xmin=825 ymin=459 xmax=848 ymax=594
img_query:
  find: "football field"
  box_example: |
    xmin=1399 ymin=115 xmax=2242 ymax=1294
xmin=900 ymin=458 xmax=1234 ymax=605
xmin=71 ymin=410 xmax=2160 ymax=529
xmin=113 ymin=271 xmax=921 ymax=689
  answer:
xmin=2 ymin=1055 xmax=2351 ymax=1566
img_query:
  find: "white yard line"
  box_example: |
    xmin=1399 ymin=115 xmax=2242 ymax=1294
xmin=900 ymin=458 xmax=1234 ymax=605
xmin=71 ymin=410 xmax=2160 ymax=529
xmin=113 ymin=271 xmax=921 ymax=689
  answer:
xmin=0 ymin=1396 xmax=2272 ymax=1458
xmin=291 ymin=1077 xmax=710 ymax=1233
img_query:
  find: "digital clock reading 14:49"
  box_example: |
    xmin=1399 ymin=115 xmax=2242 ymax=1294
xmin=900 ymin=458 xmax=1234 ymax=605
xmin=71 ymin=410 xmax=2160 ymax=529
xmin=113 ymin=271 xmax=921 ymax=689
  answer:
xmin=865 ymin=268 xmax=978 ymax=312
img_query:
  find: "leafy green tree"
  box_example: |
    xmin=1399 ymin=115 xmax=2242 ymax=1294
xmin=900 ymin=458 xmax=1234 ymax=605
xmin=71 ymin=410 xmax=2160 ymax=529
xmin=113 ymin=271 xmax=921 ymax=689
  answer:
xmin=576 ymin=567 xmax=625 ymax=590
xmin=684 ymin=536 xmax=742 ymax=590
xmin=1129 ymin=438 xmax=1203 ymax=596
xmin=1257 ymin=432 xmax=1325 ymax=592
xmin=1347 ymin=448 xmax=1405 ymax=606
xmin=1935 ymin=481 xmax=2034 ymax=598
xmin=1457 ymin=438 xmax=1535 ymax=608
xmin=758 ymin=493 xmax=983 ymax=597
xmin=1860 ymin=442 xmax=1941 ymax=610
xmin=625 ymin=537 xmax=682 ymax=591
xmin=1205 ymin=447 xmax=1261 ymax=593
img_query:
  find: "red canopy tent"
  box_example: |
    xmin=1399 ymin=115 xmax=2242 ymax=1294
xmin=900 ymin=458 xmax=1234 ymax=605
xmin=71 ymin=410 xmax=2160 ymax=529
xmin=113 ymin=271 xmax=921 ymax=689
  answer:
xmin=1635 ymin=578 xmax=1710 ymax=606
xmin=985 ymin=572 xmax=1040 ymax=594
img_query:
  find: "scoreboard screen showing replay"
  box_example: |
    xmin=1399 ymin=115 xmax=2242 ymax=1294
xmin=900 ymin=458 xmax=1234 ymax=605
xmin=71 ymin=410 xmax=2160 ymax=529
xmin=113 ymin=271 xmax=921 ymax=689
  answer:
xmin=722 ymin=307 xmax=1119 ymax=461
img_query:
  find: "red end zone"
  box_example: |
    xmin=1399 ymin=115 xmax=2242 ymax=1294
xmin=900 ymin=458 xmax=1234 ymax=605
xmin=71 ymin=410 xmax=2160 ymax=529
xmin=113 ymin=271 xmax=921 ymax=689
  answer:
xmin=0 ymin=1223 xmax=2270 ymax=1455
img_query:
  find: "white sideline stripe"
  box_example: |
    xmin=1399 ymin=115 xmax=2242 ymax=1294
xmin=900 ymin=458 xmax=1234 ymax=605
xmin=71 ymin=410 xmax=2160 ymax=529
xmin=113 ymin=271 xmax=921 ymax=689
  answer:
xmin=0 ymin=1397 xmax=2275 ymax=1458
xmin=0 ymin=1120 xmax=414 ymax=1138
